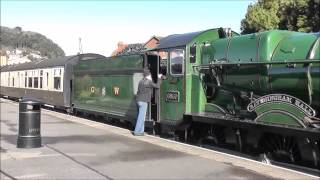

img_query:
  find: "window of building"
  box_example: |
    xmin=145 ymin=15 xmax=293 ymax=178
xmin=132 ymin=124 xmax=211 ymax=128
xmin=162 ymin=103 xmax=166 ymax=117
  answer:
xmin=40 ymin=70 xmax=43 ymax=76
xmin=12 ymin=78 xmax=15 ymax=87
xmin=54 ymin=77 xmax=61 ymax=90
xmin=28 ymin=77 xmax=32 ymax=88
xmin=25 ymin=77 xmax=27 ymax=88
xmin=34 ymin=77 xmax=39 ymax=88
xmin=170 ymin=49 xmax=184 ymax=75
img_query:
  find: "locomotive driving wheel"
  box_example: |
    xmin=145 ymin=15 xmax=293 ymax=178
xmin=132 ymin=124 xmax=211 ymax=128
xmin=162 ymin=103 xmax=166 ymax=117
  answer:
xmin=258 ymin=133 xmax=301 ymax=165
xmin=190 ymin=124 xmax=226 ymax=147
xmin=203 ymin=125 xmax=226 ymax=145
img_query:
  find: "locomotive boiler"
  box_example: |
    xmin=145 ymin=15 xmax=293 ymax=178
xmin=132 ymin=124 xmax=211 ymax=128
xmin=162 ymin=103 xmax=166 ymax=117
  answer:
xmin=199 ymin=30 xmax=320 ymax=127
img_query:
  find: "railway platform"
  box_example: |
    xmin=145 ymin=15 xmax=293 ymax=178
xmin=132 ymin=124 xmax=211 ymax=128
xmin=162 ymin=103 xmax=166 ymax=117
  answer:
xmin=0 ymin=98 xmax=318 ymax=179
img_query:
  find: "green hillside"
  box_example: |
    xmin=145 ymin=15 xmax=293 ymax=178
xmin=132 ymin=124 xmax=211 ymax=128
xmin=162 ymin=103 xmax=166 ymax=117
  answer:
xmin=0 ymin=26 xmax=65 ymax=59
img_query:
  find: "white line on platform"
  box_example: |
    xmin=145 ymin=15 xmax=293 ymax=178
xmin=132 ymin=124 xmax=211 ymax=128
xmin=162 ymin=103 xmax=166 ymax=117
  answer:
xmin=15 ymin=173 xmax=46 ymax=179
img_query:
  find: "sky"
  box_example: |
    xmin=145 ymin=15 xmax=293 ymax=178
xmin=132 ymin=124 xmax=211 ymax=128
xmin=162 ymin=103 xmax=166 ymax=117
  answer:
xmin=1 ymin=0 xmax=256 ymax=56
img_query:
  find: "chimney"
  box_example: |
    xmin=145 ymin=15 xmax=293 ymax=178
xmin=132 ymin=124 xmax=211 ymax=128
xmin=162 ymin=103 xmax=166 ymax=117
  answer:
xmin=118 ymin=41 xmax=126 ymax=49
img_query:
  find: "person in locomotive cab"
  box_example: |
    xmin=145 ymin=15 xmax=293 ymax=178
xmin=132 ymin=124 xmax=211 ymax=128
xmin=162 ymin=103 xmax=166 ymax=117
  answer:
xmin=133 ymin=69 xmax=162 ymax=136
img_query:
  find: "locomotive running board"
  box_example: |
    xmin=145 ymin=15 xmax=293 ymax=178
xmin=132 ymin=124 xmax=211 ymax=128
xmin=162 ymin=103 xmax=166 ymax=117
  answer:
xmin=183 ymin=112 xmax=320 ymax=140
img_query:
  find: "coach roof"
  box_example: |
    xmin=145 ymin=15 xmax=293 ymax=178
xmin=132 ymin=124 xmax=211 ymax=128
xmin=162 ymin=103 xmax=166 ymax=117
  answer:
xmin=0 ymin=53 xmax=106 ymax=72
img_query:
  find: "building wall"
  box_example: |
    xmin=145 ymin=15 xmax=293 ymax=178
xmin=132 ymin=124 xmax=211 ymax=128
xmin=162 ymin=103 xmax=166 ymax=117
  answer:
xmin=111 ymin=36 xmax=161 ymax=56
xmin=144 ymin=38 xmax=159 ymax=49
xmin=7 ymin=56 xmax=31 ymax=65
xmin=0 ymin=55 xmax=8 ymax=67
xmin=111 ymin=42 xmax=128 ymax=56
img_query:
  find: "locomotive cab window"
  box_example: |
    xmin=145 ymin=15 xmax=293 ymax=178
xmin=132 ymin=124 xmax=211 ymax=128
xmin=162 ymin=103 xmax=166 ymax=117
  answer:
xmin=159 ymin=51 xmax=168 ymax=76
xmin=190 ymin=44 xmax=196 ymax=63
xmin=170 ymin=49 xmax=184 ymax=75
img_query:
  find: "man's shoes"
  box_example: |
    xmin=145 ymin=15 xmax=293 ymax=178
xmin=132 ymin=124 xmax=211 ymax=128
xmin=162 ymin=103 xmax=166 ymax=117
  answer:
xmin=133 ymin=132 xmax=144 ymax=136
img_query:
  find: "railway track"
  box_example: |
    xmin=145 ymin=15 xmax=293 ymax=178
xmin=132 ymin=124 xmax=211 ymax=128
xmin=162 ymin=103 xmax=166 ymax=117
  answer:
xmin=198 ymin=143 xmax=320 ymax=177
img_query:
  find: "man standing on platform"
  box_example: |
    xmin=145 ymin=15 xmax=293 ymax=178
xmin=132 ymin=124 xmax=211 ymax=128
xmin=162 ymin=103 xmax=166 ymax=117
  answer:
xmin=133 ymin=69 xmax=162 ymax=136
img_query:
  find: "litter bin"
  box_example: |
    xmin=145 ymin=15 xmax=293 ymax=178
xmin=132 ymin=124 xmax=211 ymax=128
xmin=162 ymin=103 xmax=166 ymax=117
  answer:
xmin=17 ymin=98 xmax=42 ymax=148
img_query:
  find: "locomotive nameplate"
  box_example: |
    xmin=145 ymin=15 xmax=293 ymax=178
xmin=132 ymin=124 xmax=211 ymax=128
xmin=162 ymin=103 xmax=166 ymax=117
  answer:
xmin=165 ymin=91 xmax=180 ymax=102
xmin=247 ymin=94 xmax=316 ymax=117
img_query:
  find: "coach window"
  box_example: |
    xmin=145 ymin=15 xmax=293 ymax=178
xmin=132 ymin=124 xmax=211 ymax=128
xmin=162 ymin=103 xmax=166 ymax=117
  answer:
xmin=25 ymin=72 xmax=27 ymax=88
xmin=39 ymin=70 xmax=43 ymax=89
xmin=54 ymin=77 xmax=61 ymax=90
xmin=8 ymin=73 xmax=10 ymax=86
xmin=170 ymin=49 xmax=184 ymax=75
xmin=54 ymin=68 xmax=61 ymax=90
xmin=17 ymin=72 xmax=20 ymax=87
xmin=28 ymin=77 xmax=32 ymax=88
xmin=19 ymin=72 xmax=23 ymax=87
xmin=34 ymin=77 xmax=39 ymax=88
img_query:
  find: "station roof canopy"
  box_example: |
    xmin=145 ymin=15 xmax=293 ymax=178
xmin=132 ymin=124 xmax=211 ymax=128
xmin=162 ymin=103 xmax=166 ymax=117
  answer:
xmin=153 ymin=30 xmax=205 ymax=50
xmin=0 ymin=53 xmax=106 ymax=72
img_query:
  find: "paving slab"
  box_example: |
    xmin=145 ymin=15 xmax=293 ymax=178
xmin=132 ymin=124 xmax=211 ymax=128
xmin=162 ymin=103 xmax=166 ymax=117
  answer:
xmin=0 ymin=99 xmax=317 ymax=179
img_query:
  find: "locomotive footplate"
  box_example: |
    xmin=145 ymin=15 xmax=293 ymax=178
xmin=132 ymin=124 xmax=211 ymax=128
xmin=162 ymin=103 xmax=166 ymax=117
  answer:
xmin=184 ymin=112 xmax=320 ymax=140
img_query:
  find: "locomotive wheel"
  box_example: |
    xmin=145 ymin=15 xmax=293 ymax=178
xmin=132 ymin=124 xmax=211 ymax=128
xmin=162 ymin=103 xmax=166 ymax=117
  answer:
xmin=190 ymin=125 xmax=226 ymax=147
xmin=203 ymin=125 xmax=226 ymax=145
xmin=258 ymin=133 xmax=301 ymax=164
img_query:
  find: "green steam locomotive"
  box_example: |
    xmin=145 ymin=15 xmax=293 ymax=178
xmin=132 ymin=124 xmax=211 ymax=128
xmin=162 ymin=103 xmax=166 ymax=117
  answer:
xmin=72 ymin=28 xmax=319 ymax=169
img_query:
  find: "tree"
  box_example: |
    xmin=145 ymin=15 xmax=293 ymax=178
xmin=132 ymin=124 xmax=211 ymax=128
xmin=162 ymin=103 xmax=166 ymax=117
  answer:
xmin=241 ymin=0 xmax=320 ymax=34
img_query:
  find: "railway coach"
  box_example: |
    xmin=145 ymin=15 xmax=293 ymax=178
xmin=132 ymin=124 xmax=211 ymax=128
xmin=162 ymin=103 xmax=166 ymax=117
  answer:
xmin=0 ymin=53 xmax=105 ymax=110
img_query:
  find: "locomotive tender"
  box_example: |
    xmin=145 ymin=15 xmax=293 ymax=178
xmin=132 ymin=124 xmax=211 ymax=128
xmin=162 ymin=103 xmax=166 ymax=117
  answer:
xmin=1 ymin=28 xmax=319 ymax=169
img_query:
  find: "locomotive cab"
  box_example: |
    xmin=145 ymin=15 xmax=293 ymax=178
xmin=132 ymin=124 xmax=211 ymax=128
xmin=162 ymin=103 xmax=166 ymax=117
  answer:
xmin=151 ymin=28 xmax=239 ymax=129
